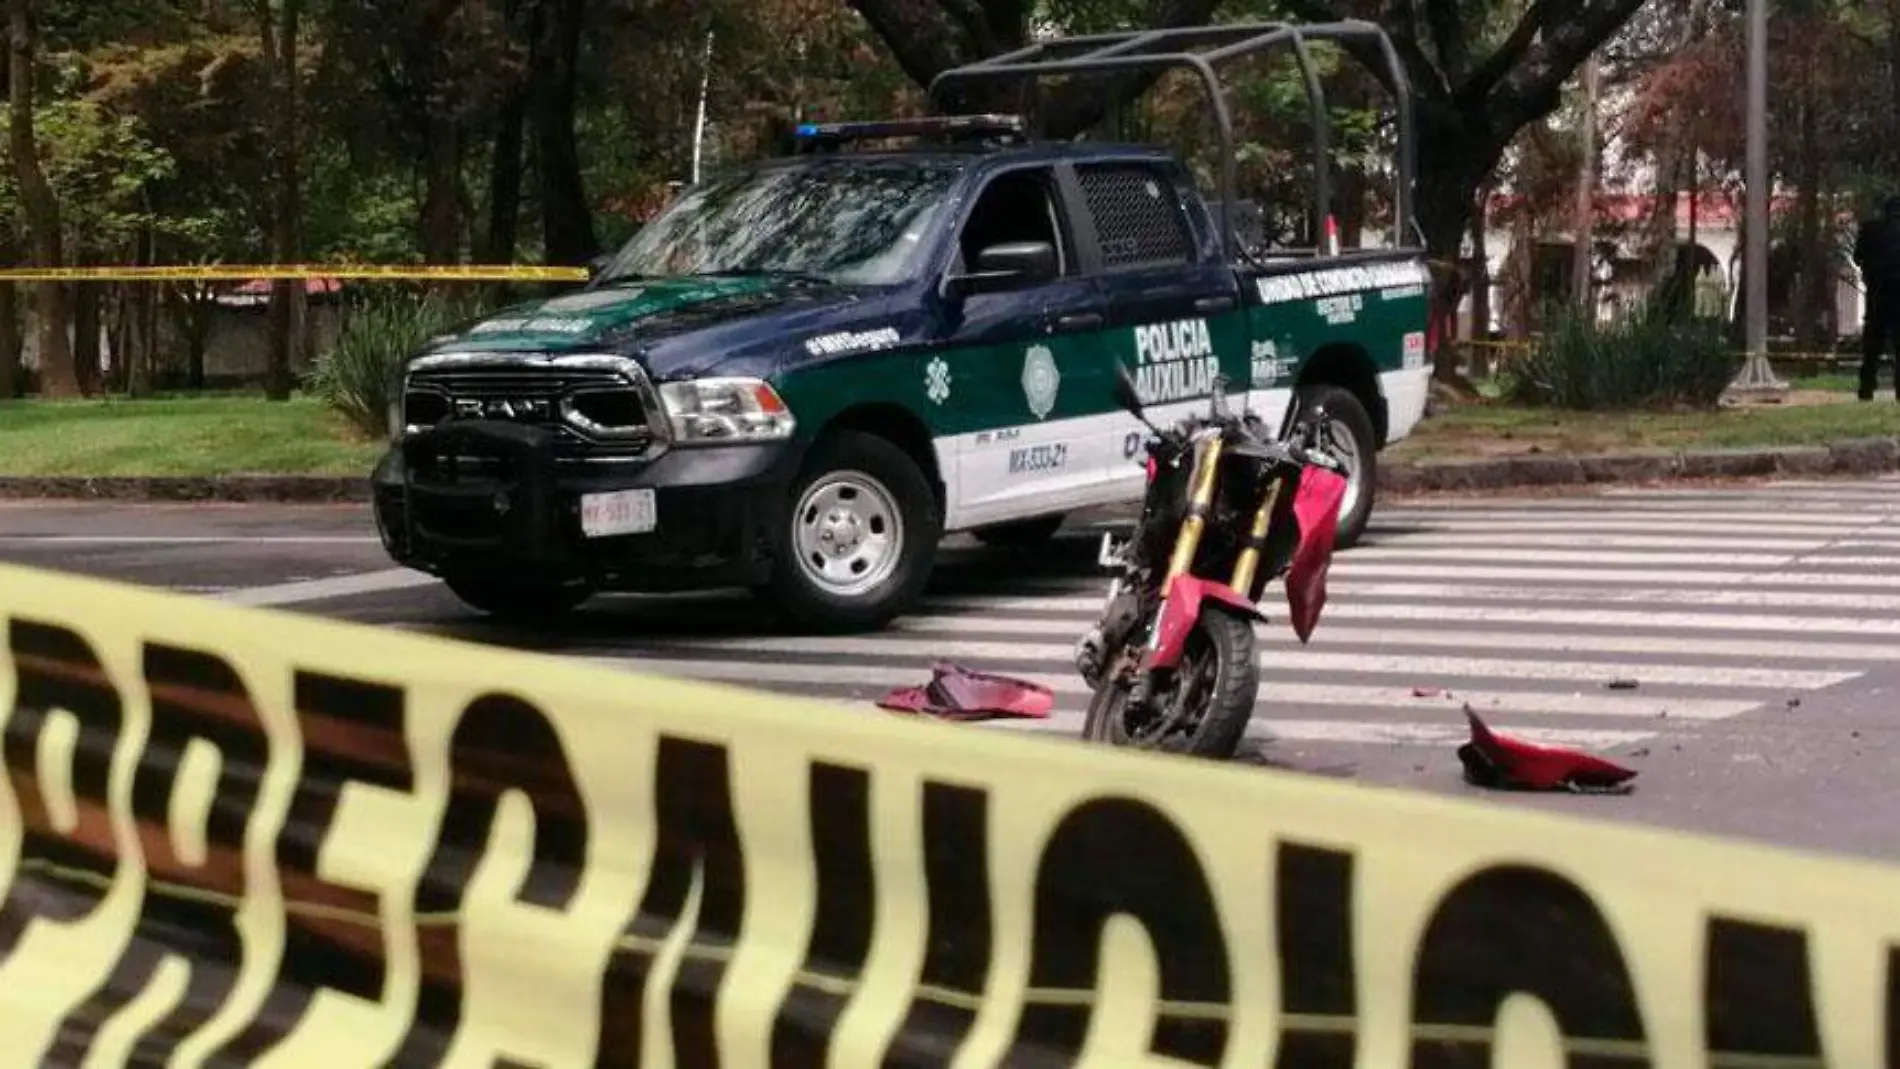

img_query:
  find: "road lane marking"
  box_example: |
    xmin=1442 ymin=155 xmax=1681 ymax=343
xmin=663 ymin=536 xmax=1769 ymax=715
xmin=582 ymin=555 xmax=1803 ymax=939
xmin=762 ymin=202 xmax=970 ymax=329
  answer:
xmin=577 ymin=656 xmax=1664 ymax=740
xmin=887 ymin=615 xmax=1900 ymax=661
xmin=215 ymin=568 xmax=438 ymax=607
xmin=1332 ymin=581 xmax=1900 ymax=612
xmin=0 ymin=535 xmax=378 ymax=544
xmin=1368 ymin=520 xmax=1900 ymax=538
xmin=586 ymin=657 xmax=1738 ymax=722
xmin=1345 ymin=547 xmax=1799 ymax=567
xmin=1340 ymin=562 xmax=1900 ymax=589
xmin=627 ymin=636 xmax=1851 ymax=690
xmin=931 ymin=582 xmax=1900 ymax=614
xmin=1360 ymin=533 xmax=1836 ymax=551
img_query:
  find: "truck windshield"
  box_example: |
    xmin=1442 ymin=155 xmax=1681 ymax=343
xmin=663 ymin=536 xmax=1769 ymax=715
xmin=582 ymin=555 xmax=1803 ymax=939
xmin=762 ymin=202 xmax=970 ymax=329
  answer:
xmin=597 ymin=160 xmax=963 ymax=287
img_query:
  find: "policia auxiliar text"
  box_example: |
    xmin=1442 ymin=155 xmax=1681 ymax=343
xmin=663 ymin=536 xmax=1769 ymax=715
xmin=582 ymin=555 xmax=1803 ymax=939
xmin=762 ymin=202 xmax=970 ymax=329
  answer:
xmin=0 ymin=596 xmax=1897 ymax=1065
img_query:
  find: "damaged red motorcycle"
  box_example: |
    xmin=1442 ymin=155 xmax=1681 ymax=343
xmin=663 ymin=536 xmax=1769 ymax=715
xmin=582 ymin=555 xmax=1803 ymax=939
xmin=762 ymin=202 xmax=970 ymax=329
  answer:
xmin=1075 ymin=364 xmax=1350 ymax=759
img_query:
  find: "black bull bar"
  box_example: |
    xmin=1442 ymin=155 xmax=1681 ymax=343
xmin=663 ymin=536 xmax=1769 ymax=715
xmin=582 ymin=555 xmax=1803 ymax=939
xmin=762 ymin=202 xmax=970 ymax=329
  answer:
xmin=395 ymin=420 xmax=571 ymax=563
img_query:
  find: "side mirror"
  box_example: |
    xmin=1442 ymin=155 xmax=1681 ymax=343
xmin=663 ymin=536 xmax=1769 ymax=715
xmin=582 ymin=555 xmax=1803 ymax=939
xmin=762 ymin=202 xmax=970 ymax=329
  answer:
xmin=946 ymin=241 xmax=1058 ymax=296
xmin=1112 ymin=361 xmax=1144 ymax=418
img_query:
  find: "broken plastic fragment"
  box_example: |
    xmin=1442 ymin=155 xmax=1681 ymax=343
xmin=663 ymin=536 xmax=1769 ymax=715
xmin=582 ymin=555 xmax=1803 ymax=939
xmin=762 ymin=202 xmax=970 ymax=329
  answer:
xmin=1455 ymin=706 xmax=1638 ymax=795
xmin=876 ymin=661 xmax=1054 ymax=722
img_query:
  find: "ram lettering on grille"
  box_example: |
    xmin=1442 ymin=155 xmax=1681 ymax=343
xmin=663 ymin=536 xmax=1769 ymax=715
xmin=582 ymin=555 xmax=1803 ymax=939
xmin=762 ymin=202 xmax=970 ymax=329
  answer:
xmin=452 ymin=397 xmax=555 ymax=420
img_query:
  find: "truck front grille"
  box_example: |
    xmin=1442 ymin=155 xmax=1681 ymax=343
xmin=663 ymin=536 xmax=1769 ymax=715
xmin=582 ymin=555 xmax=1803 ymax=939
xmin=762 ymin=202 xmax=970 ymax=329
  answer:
xmin=402 ymin=357 xmax=659 ymax=457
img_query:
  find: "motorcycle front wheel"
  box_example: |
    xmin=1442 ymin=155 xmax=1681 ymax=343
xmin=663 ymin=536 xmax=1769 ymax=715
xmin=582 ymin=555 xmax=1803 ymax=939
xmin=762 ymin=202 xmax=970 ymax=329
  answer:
xmin=1081 ymin=609 xmax=1259 ymax=759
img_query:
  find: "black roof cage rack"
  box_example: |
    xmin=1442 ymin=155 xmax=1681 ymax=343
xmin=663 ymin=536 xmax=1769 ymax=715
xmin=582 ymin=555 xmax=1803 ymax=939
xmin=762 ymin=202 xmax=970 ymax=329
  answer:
xmin=925 ymin=20 xmax=1417 ymax=264
xmin=791 ymin=114 xmax=1029 ymax=153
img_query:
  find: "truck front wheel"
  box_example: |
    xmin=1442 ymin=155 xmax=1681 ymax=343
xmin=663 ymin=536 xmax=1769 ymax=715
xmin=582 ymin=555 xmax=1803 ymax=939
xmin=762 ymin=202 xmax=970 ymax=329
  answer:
xmin=1293 ymin=383 xmax=1378 ymax=548
xmin=761 ymin=429 xmax=941 ymax=633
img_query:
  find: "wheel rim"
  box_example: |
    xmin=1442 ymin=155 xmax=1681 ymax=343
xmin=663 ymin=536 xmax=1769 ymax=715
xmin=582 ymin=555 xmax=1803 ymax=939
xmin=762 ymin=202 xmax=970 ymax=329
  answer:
xmin=1313 ymin=412 xmax=1365 ymax=523
xmin=1111 ymin=637 xmax=1217 ymax=749
xmin=792 ymin=470 xmax=906 ymax=597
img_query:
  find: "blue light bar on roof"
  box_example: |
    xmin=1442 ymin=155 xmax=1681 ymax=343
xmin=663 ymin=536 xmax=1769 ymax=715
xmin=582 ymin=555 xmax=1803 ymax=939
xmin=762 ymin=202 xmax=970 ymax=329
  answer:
xmin=791 ymin=115 xmax=1026 ymax=147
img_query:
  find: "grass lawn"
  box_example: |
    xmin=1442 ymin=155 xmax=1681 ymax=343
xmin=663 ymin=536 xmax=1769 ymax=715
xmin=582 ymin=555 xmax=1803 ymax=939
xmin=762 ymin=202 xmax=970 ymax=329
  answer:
xmin=1393 ymin=384 xmax=1900 ymax=461
xmin=0 ymin=395 xmax=383 ymax=477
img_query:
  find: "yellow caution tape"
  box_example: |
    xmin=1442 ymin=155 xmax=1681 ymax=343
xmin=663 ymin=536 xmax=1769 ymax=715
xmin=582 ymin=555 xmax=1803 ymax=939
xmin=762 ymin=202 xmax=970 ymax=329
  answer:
xmin=0 ymin=559 xmax=1896 ymax=1065
xmin=0 ymin=263 xmax=588 ymax=282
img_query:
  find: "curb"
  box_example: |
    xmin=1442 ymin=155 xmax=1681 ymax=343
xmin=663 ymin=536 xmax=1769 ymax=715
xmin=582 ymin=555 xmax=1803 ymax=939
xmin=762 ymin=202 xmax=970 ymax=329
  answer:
xmin=0 ymin=475 xmax=370 ymax=503
xmin=1380 ymin=437 xmax=1900 ymax=495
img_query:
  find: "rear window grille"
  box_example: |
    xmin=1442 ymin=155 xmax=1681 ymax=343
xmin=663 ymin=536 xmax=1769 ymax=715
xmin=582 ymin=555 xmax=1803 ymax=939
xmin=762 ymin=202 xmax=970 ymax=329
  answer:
xmin=1076 ymin=164 xmax=1193 ymax=269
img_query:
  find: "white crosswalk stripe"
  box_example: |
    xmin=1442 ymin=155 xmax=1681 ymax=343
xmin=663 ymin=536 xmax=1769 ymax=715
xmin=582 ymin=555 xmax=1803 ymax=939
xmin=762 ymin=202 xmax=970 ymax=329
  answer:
xmin=555 ymin=477 xmax=1900 ymax=757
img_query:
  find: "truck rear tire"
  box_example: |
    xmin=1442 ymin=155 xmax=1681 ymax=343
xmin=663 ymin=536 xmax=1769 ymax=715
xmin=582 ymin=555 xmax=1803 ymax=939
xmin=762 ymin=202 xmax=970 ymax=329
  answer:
xmin=761 ymin=429 xmax=941 ymax=633
xmin=972 ymin=514 xmax=1065 ymax=547
xmin=444 ymin=573 xmax=593 ymax=621
xmin=1293 ymin=383 xmax=1377 ymax=549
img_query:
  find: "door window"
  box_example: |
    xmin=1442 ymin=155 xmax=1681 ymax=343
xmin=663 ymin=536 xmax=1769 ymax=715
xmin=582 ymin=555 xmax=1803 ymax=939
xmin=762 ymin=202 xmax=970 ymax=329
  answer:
xmin=953 ymin=167 xmax=1072 ymax=276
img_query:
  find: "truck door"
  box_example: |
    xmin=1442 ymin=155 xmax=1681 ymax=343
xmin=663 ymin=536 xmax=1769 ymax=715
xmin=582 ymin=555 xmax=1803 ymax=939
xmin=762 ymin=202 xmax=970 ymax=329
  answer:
xmin=1066 ymin=160 xmax=1249 ymax=498
xmin=928 ymin=163 xmax=1116 ymax=530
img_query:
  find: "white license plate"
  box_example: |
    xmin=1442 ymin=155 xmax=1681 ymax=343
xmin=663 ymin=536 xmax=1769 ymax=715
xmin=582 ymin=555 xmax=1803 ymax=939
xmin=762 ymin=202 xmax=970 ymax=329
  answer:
xmin=579 ymin=488 xmax=657 ymax=538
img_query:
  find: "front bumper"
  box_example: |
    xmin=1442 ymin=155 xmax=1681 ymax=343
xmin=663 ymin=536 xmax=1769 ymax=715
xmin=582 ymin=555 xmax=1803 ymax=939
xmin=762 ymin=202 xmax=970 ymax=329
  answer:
xmin=372 ymin=420 xmax=797 ymax=591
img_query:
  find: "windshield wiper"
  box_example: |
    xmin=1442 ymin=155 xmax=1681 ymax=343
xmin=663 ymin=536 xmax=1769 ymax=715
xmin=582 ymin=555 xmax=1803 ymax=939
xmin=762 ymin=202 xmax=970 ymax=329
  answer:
xmin=595 ymin=271 xmax=660 ymax=287
xmin=694 ymin=267 xmax=835 ymax=286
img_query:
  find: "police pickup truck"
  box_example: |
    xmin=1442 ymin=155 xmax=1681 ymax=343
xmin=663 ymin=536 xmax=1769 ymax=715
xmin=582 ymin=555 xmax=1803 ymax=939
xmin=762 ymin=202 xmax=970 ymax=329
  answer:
xmin=371 ymin=20 xmax=1430 ymax=631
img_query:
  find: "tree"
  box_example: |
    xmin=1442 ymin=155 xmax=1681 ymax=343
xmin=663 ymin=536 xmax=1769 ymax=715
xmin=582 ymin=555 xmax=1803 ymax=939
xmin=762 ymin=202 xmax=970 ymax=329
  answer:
xmin=8 ymin=0 xmax=75 ymax=397
xmin=260 ymin=0 xmax=304 ymax=400
xmin=844 ymin=0 xmax=1228 ymax=137
xmin=845 ymin=0 xmax=1651 ymax=383
xmin=1270 ymin=0 xmax=1650 ymax=381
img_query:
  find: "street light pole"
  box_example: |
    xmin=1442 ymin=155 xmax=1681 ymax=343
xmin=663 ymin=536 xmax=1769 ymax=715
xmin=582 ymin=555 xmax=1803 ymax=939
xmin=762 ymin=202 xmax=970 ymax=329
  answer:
xmin=1727 ymin=0 xmax=1786 ymax=399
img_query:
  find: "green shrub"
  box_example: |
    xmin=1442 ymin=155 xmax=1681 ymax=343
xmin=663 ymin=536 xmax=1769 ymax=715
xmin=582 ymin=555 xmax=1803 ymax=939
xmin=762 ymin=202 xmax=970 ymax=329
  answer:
xmin=306 ymin=285 xmax=488 ymax=439
xmin=1504 ymin=298 xmax=1741 ymax=411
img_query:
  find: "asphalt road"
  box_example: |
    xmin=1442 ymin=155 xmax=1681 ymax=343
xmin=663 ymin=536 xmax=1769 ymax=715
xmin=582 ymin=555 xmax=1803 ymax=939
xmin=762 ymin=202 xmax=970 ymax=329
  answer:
xmin=2 ymin=477 xmax=1899 ymax=864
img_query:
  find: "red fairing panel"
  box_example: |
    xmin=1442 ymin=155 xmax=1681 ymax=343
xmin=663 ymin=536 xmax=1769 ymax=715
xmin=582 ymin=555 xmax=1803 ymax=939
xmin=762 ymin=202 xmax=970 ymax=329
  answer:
xmin=1285 ymin=465 xmax=1347 ymax=644
xmin=1144 ymin=574 xmax=1264 ymax=671
xmin=1458 ymin=708 xmax=1637 ymax=792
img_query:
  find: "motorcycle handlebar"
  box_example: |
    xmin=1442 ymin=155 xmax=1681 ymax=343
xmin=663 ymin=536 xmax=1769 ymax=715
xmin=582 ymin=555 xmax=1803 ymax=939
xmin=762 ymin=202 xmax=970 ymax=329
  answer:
xmin=1146 ymin=415 xmax=1342 ymax=474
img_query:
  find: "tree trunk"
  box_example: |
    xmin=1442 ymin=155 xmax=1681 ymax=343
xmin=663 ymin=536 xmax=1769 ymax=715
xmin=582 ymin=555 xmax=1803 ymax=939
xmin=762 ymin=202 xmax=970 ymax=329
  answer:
xmin=0 ymin=275 xmax=18 ymax=400
xmin=1790 ymin=34 xmax=1826 ymax=351
xmin=1571 ymin=55 xmax=1600 ymax=311
xmin=532 ymin=0 xmax=597 ymax=265
xmin=9 ymin=0 xmax=74 ymax=399
xmin=1509 ymin=207 xmax=1535 ymax=339
xmin=1468 ymin=185 xmax=1493 ymax=375
xmin=72 ymin=276 xmax=99 ymax=396
xmin=1643 ymin=137 xmax=1685 ymax=290
xmin=263 ymin=0 xmax=303 ymax=401
xmin=1334 ymin=165 xmax=1368 ymax=248
xmin=419 ymin=114 xmax=462 ymax=263
xmin=483 ymin=61 xmax=529 ymax=306
xmin=484 ymin=0 xmax=530 ymax=267
xmin=1890 ymin=0 xmax=1900 ymax=173
xmin=1413 ymin=114 xmax=1505 ymax=386
xmin=127 ymin=285 xmax=153 ymax=398
xmin=127 ymin=222 xmax=156 ymax=398
xmin=169 ymin=283 xmax=213 ymax=390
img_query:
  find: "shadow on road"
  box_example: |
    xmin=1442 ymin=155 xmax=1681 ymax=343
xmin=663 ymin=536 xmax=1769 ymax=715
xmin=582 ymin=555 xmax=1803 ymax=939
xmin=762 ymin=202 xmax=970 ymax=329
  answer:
xmin=404 ymin=532 xmax=1111 ymax=649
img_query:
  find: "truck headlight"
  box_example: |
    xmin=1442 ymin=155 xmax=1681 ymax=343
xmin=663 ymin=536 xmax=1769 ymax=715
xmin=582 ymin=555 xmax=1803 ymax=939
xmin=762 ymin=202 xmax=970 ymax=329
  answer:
xmin=386 ymin=395 xmax=404 ymax=441
xmin=659 ymin=377 xmax=796 ymax=443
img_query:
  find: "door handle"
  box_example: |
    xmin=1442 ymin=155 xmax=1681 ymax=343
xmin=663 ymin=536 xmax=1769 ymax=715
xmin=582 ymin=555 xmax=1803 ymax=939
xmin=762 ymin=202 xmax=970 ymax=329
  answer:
xmin=1054 ymin=312 xmax=1104 ymax=331
xmin=1194 ymin=295 xmax=1236 ymax=313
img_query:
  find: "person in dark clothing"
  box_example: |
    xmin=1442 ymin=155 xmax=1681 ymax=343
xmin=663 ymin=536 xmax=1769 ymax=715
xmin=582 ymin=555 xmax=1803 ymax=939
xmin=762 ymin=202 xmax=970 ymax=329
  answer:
xmin=1853 ymin=194 xmax=1900 ymax=400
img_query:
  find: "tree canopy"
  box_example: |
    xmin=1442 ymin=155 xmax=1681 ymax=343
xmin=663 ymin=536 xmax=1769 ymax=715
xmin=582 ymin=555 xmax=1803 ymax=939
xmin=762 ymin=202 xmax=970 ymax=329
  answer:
xmin=2 ymin=0 xmax=1891 ymax=394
